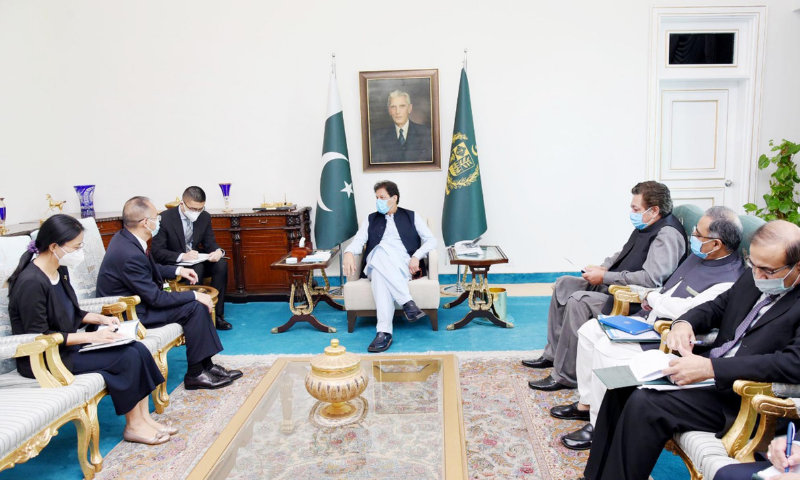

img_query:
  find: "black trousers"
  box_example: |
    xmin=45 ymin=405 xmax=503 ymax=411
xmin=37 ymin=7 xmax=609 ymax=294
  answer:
xmin=139 ymin=301 xmax=223 ymax=365
xmin=584 ymin=386 xmax=737 ymax=480
xmin=713 ymin=459 xmax=770 ymax=480
xmin=186 ymin=259 xmax=228 ymax=317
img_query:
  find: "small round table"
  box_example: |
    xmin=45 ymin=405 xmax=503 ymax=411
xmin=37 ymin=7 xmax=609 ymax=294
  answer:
xmin=444 ymin=245 xmax=513 ymax=330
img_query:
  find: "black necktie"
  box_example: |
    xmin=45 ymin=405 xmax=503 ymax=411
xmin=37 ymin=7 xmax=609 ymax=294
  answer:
xmin=398 ymin=128 xmax=406 ymax=147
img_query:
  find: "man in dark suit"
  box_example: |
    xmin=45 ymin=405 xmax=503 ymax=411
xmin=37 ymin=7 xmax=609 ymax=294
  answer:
xmin=370 ymin=90 xmax=432 ymax=164
xmin=582 ymin=220 xmax=800 ymax=480
xmin=97 ymin=196 xmax=242 ymax=390
xmin=151 ymin=186 xmax=231 ymax=330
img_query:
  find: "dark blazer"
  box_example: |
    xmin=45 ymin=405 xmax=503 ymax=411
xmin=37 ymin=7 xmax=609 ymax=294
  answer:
xmin=9 ymin=265 xmax=87 ymax=377
xmin=371 ymin=121 xmax=432 ymax=164
xmin=151 ymin=207 xmax=220 ymax=265
xmin=682 ymin=270 xmax=800 ymax=392
xmin=97 ymin=229 xmax=195 ymax=317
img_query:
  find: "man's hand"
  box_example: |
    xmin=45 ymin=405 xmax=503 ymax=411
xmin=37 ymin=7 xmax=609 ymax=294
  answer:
xmin=208 ymin=250 xmax=223 ymax=262
xmin=769 ymin=474 xmax=800 ymax=480
xmin=343 ymin=252 xmax=356 ymax=277
xmin=582 ymin=266 xmax=605 ymax=285
xmin=409 ymin=256 xmax=420 ymax=275
xmin=179 ymin=267 xmax=199 ymax=284
xmin=661 ymin=344 xmax=714 ymax=385
xmin=768 ymin=436 xmax=800 ymax=472
xmin=195 ymin=292 xmax=214 ymax=313
xmin=183 ymin=250 xmax=199 ymax=261
xmin=93 ymin=329 xmax=124 ymax=344
xmin=666 ymin=321 xmax=696 ymax=352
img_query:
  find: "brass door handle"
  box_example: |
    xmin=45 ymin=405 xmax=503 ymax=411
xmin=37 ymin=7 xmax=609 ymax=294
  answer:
xmin=258 ymin=220 xmax=269 ymax=224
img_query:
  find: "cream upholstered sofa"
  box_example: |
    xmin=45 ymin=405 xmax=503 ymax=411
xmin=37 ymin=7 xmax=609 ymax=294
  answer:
xmin=342 ymin=217 xmax=440 ymax=332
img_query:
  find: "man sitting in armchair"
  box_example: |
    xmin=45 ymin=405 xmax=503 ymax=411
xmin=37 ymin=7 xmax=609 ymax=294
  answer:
xmin=525 ymin=181 xmax=687 ymax=392
xmin=553 ymin=206 xmax=746 ymax=451
xmin=342 ymin=180 xmax=436 ymax=353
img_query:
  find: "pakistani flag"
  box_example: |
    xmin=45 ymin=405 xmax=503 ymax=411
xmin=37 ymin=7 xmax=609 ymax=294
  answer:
xmin=314 ymin=72 xmax=358 ymax=249
xmin=441 ymin=68 xmax=487 ymax=246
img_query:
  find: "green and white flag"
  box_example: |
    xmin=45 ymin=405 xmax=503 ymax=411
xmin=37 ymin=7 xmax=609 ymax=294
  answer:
xmin=314 ymin=72 xmax=357 ymax=249
xmin=442 ymin=68 xmax=487 ymax=246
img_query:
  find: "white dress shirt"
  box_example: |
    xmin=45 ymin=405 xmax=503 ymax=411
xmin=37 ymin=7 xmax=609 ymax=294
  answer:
xmin=644 ymin=281 xmax=734 ymax=324
xmin=394 ymin=120 xmax=410 ymax=140
xmin=133 ymin=232 xmax=184 ymax=281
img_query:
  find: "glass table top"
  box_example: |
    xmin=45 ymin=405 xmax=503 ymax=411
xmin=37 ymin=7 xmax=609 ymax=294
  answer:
xmin=208 ymin=359 xmax=449 ymax=480
xmin=451 ymin=245 xmax=506 ymax=261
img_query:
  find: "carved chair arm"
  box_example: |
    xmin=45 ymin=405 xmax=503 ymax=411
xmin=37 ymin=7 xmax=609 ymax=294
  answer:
xmin=8 ymin=333 xmax=72 ymax=389
xmin=655 ymin=321 xmax=672 ymax=353
xmin=608 ymin=285 xmax=641 ymax=316
xmin=723 ymin=380 xmax=773 ymax=461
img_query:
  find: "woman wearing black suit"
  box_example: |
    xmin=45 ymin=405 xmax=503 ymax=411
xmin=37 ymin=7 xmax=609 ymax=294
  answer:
xmin=8 ymin=214 xmax=174 ymax=445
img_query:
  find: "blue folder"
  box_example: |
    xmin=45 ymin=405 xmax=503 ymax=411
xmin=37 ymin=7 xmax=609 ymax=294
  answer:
xmin=597 ymin=315 xmax=654 ymax=335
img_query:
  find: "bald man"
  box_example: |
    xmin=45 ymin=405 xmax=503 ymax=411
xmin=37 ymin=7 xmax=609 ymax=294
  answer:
xmin=583 ymin=221 xmax=800 ymax=480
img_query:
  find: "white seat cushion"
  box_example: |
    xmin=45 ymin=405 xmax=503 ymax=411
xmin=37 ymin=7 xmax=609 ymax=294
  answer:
xmin=144 ymin=323 xmax=184 ymax=350
xmin=139 ymin=337 xmax=160 ymax=355
xmin=0 ymin=386 xmax=88 ymax=457
xmin=70 ymin=373 xmax=107 ymax=401
xmin=343 ymin=278 xmax=440 ymax=310
xmin=675 ymin=431 xmax=740 ymax=480
xmin=0 ymin=371 xmax=40 ymax=389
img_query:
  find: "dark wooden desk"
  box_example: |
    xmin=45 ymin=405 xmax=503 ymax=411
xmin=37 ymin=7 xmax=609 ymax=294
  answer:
xmin=444 ymin=245 xmax=513 ymax=330
xmin=270 ymin=248 xmax=344 ymax=334
xmin=3 ymin=208 xmax=312 ymax=301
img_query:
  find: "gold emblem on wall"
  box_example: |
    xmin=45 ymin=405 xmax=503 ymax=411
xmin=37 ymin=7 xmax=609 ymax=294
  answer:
xmin=446 ymin=133 xmax=480 ymax=195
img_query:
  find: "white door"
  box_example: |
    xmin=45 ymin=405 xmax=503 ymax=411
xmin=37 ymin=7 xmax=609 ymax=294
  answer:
xmin=647 ymin=7 xmax=767 ymax=211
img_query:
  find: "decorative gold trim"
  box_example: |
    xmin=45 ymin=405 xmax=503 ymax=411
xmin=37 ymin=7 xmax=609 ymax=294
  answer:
xmin=665 ymin=439 xmax=704 ymax=480
xmin=152 ymin=335 xmax=186 ymax=414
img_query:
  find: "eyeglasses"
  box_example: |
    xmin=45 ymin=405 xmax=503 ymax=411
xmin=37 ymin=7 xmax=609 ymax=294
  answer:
xmin=744 ymin=252 xmax=794 ymax=276
xmin=182 ymin=203 xmax=205 ymax=213
xmin=62 ymin=242 xmax=85 ymax=252
xmin=691 ymin=226 xmax=717 ymax=240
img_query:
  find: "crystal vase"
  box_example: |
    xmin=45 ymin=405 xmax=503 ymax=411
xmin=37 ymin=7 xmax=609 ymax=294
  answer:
xmin=219 ymin=183 xmax=233 ymax=213
xmin=0 ymin=197 xmax=7 ymax=235
xmin=73 ymin=185 xmax=96 ymax=218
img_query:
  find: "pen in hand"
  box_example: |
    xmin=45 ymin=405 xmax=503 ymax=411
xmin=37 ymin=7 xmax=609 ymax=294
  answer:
xmin=787 ymin=423 xmax=796 ymax=473
xmin=689 ymin=340 xmax=705 ymax=346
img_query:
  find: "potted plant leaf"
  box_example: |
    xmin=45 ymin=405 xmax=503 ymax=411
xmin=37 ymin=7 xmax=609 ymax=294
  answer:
xmin=744 ymin=139 xmax=800 ymax=225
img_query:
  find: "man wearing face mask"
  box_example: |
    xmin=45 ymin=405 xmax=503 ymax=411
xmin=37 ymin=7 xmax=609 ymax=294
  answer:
xmin=554 ymin=206 xmax=746 ymax=451
xmin=582 ymin=220 xmax=800 ymax=480
xmin=526 ymin=181 xmax=687 ymax=392
xmin=97 ymin=196 xmax=242 ymax=390
xmin=151 ymin=186 xmax=231 ymax=330
xmin=342 ymin=180 xmax=437 ymax=352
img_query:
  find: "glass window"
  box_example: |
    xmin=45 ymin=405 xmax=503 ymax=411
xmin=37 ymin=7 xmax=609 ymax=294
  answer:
xmin=668 ymin=33 xmax=736 ymax=65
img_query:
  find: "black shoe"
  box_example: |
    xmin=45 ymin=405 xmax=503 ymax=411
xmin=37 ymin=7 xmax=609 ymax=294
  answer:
xmin=550 ymin=402 xmax=591 ymax=420
xmin=184 ymin=370 xmax=233 ymax=390
xmin=215 ymin=316 xmax=233 ymax=330
xmin=208 ymin=364 xmax=243 ymax=381
xmin=561 ymin=424 xmax=593 ymax=450
xmin=368 ymin=332 xmax=393 ymax=353
xmin=528 ymin=375 xmax=573 ymax=392
xmin=521 ymin=357 xmax=554 ymax=369
xmin=402 ymin=300 xmax=427 ymax=323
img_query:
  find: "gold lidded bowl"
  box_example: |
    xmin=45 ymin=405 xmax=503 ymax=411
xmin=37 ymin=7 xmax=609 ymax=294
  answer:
xmin=305 ymin=339 xmax=368 ymax=418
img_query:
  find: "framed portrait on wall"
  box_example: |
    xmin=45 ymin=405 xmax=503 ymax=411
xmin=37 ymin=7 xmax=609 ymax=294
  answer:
xmin=359 ymin=69 xmax=440 ymax=172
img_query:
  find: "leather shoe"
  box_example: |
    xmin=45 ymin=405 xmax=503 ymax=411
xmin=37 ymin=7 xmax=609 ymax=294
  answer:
xmin=209 ymin=364 xmax=243 ymax=381
xmin=402 ymin=300 xmax=427 ymax=323
xmin=528 ymin=375 xmax=573 ymax=392
xmin=521 ymin=357 xmax=554 ymax=369
xmin=158 ymin=424 xmax=179 ymax=436
xmin=561 ymin=423 xmax=593 ymax=450
xmin=123 ymin=428 xmax=170 ymax=445
xmin=550 ymin=402 xmax=591 ymax=420
xmin=215 ymin=316 xmax=233 ymax=330
xmin=184 ymin=370 xmax=233 ymax=390
xmin=368 ymin=332 xmax=393 ymax=353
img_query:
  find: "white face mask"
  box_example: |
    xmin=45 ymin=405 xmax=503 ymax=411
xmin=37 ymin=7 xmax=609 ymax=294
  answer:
xmin=182 ymin=204 xmax=201 ymax=223
xmin=56 ymin=245 xmax=85 ymax=268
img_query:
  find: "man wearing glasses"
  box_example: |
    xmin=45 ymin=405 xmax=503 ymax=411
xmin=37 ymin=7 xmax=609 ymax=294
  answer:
xmin=97 ymin=196 xmax=241 ymax=390
xmin=582 ymin=220 xmax=800 ymax=480
xmin=151 ymin=186 xmax=231 ymax=330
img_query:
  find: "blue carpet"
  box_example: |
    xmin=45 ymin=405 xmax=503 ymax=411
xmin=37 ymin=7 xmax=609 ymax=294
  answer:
xmin=0 ymin=297 xmax=688 ymax=480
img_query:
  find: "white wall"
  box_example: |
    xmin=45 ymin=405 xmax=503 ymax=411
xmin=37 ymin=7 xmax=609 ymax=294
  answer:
xmin=1 ymin=0 xmax=798 ymax=274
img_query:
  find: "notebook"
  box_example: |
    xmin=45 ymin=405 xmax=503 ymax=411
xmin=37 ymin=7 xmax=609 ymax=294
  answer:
xmin=79 ymin=321 xmax=139 ymax=352
xmin=598 ymin=315 xmax=654 ymax=336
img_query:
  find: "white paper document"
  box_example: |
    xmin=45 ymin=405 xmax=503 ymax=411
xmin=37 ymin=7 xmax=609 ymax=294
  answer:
xmin=630 ymin=350 xmax=679 ymax=382
xmin=79 ymin=321 xmax=139 ymax=352
xmin=301 ymin=251 xmax=332 ymax=263
xmin=177 ymin=253 xmax=210 ymax=266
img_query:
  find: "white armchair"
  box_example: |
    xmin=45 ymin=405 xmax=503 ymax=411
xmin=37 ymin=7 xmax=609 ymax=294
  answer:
xmin=342 ymin=218 xmax=440 ymax=332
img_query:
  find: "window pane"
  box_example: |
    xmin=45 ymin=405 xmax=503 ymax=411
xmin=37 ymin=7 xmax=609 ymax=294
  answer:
xmin=668 ymin=33 xmax=735 ymax=65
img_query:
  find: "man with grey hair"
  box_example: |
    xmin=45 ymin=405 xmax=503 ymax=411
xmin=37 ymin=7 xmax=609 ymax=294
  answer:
xmin=553 ymin=206 xmax=746 ymax=451
xmin=98 ymin=196 xmax=242 ymax=390
xmin=370 ymin=89 xmax=433 ymax=164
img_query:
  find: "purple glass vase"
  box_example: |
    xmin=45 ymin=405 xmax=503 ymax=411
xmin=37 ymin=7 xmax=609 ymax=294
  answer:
xmin=74 ymin=185 xmax=96 ymax=218
xmin=0 ymin=197 xmax=6 ymax=234
xmin=219 ymin=183 xmax=232 ymax=212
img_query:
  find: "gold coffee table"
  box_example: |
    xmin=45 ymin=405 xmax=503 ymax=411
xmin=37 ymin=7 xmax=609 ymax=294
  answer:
xmin=189 ymin=354 xmax=467 ymax=479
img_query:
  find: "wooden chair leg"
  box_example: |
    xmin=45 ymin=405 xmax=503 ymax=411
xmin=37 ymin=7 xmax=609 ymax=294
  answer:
xmin=347 ymin=311 xmax=357 ymax=333
xmin=426 ymin=310 xmax=438 ymax=331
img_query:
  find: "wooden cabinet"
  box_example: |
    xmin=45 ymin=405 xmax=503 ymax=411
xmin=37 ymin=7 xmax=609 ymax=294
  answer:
xmin=60 ymin=208 xmax=312 ymax=301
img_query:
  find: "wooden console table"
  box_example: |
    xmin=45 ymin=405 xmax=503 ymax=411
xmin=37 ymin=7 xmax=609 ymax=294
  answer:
xmin=5 ymin=207 xmax=312 ymax=301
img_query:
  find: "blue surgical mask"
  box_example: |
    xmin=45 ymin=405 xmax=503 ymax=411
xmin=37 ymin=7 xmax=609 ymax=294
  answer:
xmin=630 ymin=207 xmax=653 ymax=230
xmin=753 ymin=264 xmax=799 ymax=295
xmin=376 ymin=199 xmax=390 ymax=214
xmin=147 ymin=218 xmax=161 ymax=237
xmin=690 ymin=236 xmax=717 ymax=260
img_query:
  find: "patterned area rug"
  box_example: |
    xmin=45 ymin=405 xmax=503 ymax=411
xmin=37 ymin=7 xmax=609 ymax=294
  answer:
xmin=94 ymin=351 xmax=589 ymax=480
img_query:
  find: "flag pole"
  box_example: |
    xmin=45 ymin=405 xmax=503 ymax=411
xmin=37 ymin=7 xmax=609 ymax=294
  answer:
xmin=442 ymin=48 xmax=469 ymax=297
